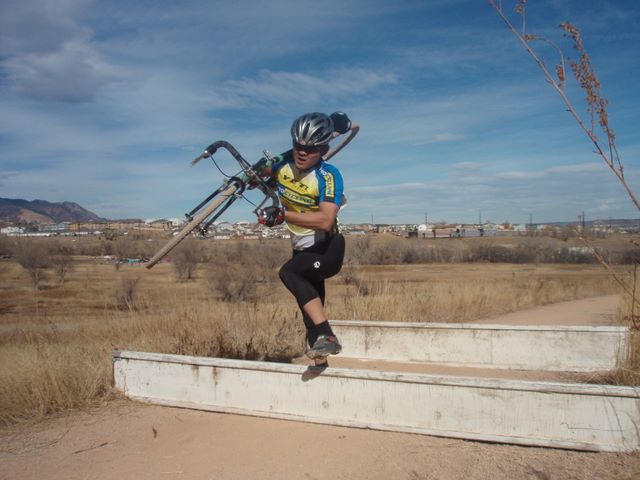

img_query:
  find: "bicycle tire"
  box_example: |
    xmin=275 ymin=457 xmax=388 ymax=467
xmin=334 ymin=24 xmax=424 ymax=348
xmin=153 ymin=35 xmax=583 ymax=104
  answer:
xmin=325 ymin=123 xmax=359 ymax=161
xmin=145 ymin=183 xmax=239 ymax=269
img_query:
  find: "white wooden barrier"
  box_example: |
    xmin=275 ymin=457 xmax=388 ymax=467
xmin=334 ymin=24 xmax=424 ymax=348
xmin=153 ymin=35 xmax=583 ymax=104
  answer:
xmin=332 ymin=321 xmax=629 ymax=372
xmin=112 ymin=351 xmax=640 ymax=452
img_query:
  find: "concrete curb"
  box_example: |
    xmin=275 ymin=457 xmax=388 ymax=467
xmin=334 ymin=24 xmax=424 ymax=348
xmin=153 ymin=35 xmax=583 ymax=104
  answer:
xmin=113 ymin=351 xmax=640 ymax=452
xmin=332 ymin=321 xmax=629 ymax=371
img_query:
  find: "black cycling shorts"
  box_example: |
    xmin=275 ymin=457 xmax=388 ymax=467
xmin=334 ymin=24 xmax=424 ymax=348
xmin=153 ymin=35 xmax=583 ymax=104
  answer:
xmin=278 ymin=233 xmax=345 ymax=312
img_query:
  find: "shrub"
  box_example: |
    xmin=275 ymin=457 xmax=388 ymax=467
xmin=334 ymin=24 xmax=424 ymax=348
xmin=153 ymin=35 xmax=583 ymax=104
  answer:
xmin=14 ymin=237 xmax=50 ymax=290
xmin=116 ymin=276 xmax=140 ymax=311
xmin=207 ymin=263 xmax=257 ymax=303
xmin=50 ymin=241 xmax=75 ymax=283
xmin=340 ymin=259 xmax=369 ymax=296
xmin=0 ymin=234 xmax=12 ymax=256
xmin=172 ymin=238 xmax=205 ymax=281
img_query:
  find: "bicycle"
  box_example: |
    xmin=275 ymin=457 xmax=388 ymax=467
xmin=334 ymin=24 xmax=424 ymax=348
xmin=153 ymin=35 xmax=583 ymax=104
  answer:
xmin=145 ymin=124 xmax=359 ymax=269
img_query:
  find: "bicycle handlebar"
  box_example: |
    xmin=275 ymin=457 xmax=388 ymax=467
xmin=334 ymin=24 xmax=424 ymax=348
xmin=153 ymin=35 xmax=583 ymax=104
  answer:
xmin=191 ymin=140 xmax=279 ymax=212
xmin=192 ymin=140 xmax=249 ymax=167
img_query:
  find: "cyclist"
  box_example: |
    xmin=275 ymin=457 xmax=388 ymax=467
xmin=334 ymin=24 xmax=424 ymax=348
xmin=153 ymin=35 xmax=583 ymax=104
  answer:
xmin=256 ymin=111 xmax=352 ymax=372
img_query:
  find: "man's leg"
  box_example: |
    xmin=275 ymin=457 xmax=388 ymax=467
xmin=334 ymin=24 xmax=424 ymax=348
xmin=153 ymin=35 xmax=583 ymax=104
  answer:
xmin=302 ymin=280 xmax=327 ymax=366
xmin=300 ymin=282 xmax=340 ymax=360
xmin=279 ymin=236 xmax=345 ymax=359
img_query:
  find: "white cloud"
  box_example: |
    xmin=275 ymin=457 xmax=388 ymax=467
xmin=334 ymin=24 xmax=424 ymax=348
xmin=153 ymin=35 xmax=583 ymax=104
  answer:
xmin=546 ymin=163 xmax=604 ymax=174
xmin=452 ymin=162 xmax=482 ymax=172
xmin=0 ymin=171 xmax=19 ymax=188
xmin=434 ymin=133 xmax=464 ymax=142
xmin=351 ymin=182 xmax=428 ymax=194
xmin=5 ymin=37 xmax=125 ymax=103
xmin=0 ymin=0 xmax=91 ymax=55
xmin=495 ymin=163 xmax=602 ymax=180
xmin=0 ymin=0 xmax=124 ymax=103
xmin=414 ymin=132 xmax=466 ymax=146
xmin=222 ymin=68 xmax=397 ymax=108
xmin=342 ymin=160 xmax=639 ymax=224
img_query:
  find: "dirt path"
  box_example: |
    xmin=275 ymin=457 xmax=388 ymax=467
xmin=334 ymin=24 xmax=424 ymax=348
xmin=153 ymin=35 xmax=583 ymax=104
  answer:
xmin=1 ymin=295 xmax=638 ymax=480
xmin=2 ymin=399 xmax=639 ymax=480
xmin=475 ymin=294 xmax=621 ymax=326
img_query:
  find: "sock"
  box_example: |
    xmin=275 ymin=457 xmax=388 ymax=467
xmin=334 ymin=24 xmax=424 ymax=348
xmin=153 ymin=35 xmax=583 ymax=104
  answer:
xmin=315 ymin=321 xmax=334 ymax=337
xmin=307 ymin=330 xmax=318 ymax=349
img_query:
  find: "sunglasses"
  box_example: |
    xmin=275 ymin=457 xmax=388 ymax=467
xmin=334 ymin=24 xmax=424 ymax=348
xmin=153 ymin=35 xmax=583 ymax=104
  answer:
xmin=293 ymin=142 xmax=321 ymax=154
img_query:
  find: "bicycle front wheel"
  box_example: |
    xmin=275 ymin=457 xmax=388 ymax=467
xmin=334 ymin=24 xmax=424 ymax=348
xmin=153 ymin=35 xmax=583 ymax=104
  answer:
xmin=146 ymin=183 xmax=239 ymax=269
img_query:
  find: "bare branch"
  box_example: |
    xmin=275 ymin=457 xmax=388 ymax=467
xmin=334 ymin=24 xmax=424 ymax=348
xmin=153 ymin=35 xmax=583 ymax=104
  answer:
xmin=488 ymin=0 xmax=640 ymax=211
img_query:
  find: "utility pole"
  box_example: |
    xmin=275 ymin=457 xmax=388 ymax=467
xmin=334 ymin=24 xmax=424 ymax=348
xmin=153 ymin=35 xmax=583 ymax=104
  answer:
xmin=578 ymin=211 xmax=586 ymax=236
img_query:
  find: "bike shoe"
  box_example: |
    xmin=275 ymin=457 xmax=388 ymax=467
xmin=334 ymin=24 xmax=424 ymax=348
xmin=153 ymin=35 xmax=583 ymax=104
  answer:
xmin=307 ymin=335 xmax=342 ymax=359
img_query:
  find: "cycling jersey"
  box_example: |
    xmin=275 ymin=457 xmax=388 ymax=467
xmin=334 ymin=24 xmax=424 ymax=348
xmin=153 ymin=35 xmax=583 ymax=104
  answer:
xmin=271 ymin=150 xmax=345 ymax=250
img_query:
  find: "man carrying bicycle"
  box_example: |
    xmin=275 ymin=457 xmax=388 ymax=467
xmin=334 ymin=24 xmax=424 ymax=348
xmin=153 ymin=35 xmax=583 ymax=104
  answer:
xmin=257 ymin=112 xmax=352 ymax=372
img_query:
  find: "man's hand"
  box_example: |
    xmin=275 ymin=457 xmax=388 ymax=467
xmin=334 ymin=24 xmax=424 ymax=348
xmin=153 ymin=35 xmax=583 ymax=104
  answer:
xmin=257 ymin=206 xmax=285 ymax=227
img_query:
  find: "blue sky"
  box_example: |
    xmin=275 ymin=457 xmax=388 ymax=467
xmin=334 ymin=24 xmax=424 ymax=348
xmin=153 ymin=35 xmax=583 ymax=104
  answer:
xmin=1 ymin=0 xmax=639 ymax=225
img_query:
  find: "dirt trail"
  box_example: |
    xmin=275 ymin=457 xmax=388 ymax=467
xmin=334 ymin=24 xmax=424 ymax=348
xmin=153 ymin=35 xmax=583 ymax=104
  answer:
xmin=1 ymin=295 xmax=638 ymax=480
xmin=475 ymin=294 xmax=621 ymax=326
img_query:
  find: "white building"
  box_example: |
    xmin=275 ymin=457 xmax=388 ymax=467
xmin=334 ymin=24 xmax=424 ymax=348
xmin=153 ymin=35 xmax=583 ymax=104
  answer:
xmin=1 ymin=226 xmax=25 ymax=235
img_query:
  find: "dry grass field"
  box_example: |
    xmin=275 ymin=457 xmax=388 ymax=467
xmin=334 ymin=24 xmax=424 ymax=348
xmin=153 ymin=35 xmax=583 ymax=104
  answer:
xmin=0 ymin=232 xmax=638 ymax=426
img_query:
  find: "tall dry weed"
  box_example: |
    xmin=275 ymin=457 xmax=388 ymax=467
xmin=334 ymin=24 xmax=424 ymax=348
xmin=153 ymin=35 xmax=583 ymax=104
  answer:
xmin=115 ymin=275 xmax=140 ymax=311
xmin=0 ymin=338 xmax=113 ymax=425
xmin=0 ymin=286 xmax=303 ymax=425
xmin=330 ymin=267 xmax=619 ymax=323
xmin=582 ymin=299 xmax=640 ymax=386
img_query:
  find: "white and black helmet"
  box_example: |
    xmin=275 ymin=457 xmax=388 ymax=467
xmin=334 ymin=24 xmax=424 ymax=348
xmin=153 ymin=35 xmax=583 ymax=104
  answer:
xmin=290 ymin=112 xmax=334 ymax=146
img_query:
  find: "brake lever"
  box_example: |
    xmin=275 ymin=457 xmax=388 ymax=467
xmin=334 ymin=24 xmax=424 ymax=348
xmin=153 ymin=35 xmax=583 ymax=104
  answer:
xmin=191 ymin=144 xmax=219 ymax=166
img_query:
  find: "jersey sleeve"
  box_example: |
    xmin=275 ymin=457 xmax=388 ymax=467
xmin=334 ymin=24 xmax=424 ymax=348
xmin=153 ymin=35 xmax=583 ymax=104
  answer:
xmin=317 ymin=163 xmax=344 ymax=206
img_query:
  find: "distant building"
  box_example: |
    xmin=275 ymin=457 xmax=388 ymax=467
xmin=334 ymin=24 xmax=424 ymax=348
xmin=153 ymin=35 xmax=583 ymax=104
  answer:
xmin=1 ymin=226 xmax=24 ymax=235
xmin=38 ymin=223 xmax=69 ymax=233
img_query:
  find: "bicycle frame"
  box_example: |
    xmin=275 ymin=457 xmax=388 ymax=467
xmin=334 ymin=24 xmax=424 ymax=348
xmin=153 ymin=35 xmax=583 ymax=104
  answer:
xmin=145 ymin=141 xmax=278 ymax=269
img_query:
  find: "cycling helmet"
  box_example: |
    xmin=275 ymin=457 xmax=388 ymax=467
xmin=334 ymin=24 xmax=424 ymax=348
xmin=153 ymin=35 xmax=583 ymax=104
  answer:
xmin=290 ymin=112 xmax=334 ymax=146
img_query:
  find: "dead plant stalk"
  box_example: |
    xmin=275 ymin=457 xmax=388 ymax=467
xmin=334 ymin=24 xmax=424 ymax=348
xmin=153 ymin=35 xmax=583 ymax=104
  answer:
xmin=488 ymin=0 xmax=639 ymax=210
xmin=489 ymin=1 xmax=640 ymax=331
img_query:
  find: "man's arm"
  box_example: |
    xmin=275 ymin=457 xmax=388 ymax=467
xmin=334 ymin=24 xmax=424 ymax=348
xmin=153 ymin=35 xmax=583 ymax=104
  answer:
xmin=246 ymin=150 xmax=290 ymax=183
xmin=284 ymin=202 xmax=339 ymax=232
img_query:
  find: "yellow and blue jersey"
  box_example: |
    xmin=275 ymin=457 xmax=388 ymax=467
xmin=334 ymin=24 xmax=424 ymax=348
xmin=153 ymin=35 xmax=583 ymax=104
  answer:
xmin=271 ymin=150 xmax=345 ymax=249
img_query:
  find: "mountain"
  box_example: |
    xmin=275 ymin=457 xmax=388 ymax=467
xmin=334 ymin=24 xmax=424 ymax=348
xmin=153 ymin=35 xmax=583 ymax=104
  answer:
xmin=0 ymin=198 xmax=104 ymax=224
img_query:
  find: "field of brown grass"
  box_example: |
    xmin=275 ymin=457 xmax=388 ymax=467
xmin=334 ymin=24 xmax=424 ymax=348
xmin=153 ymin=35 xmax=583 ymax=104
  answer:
xmin=0 ymin=233 xmax=637 ymax=426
